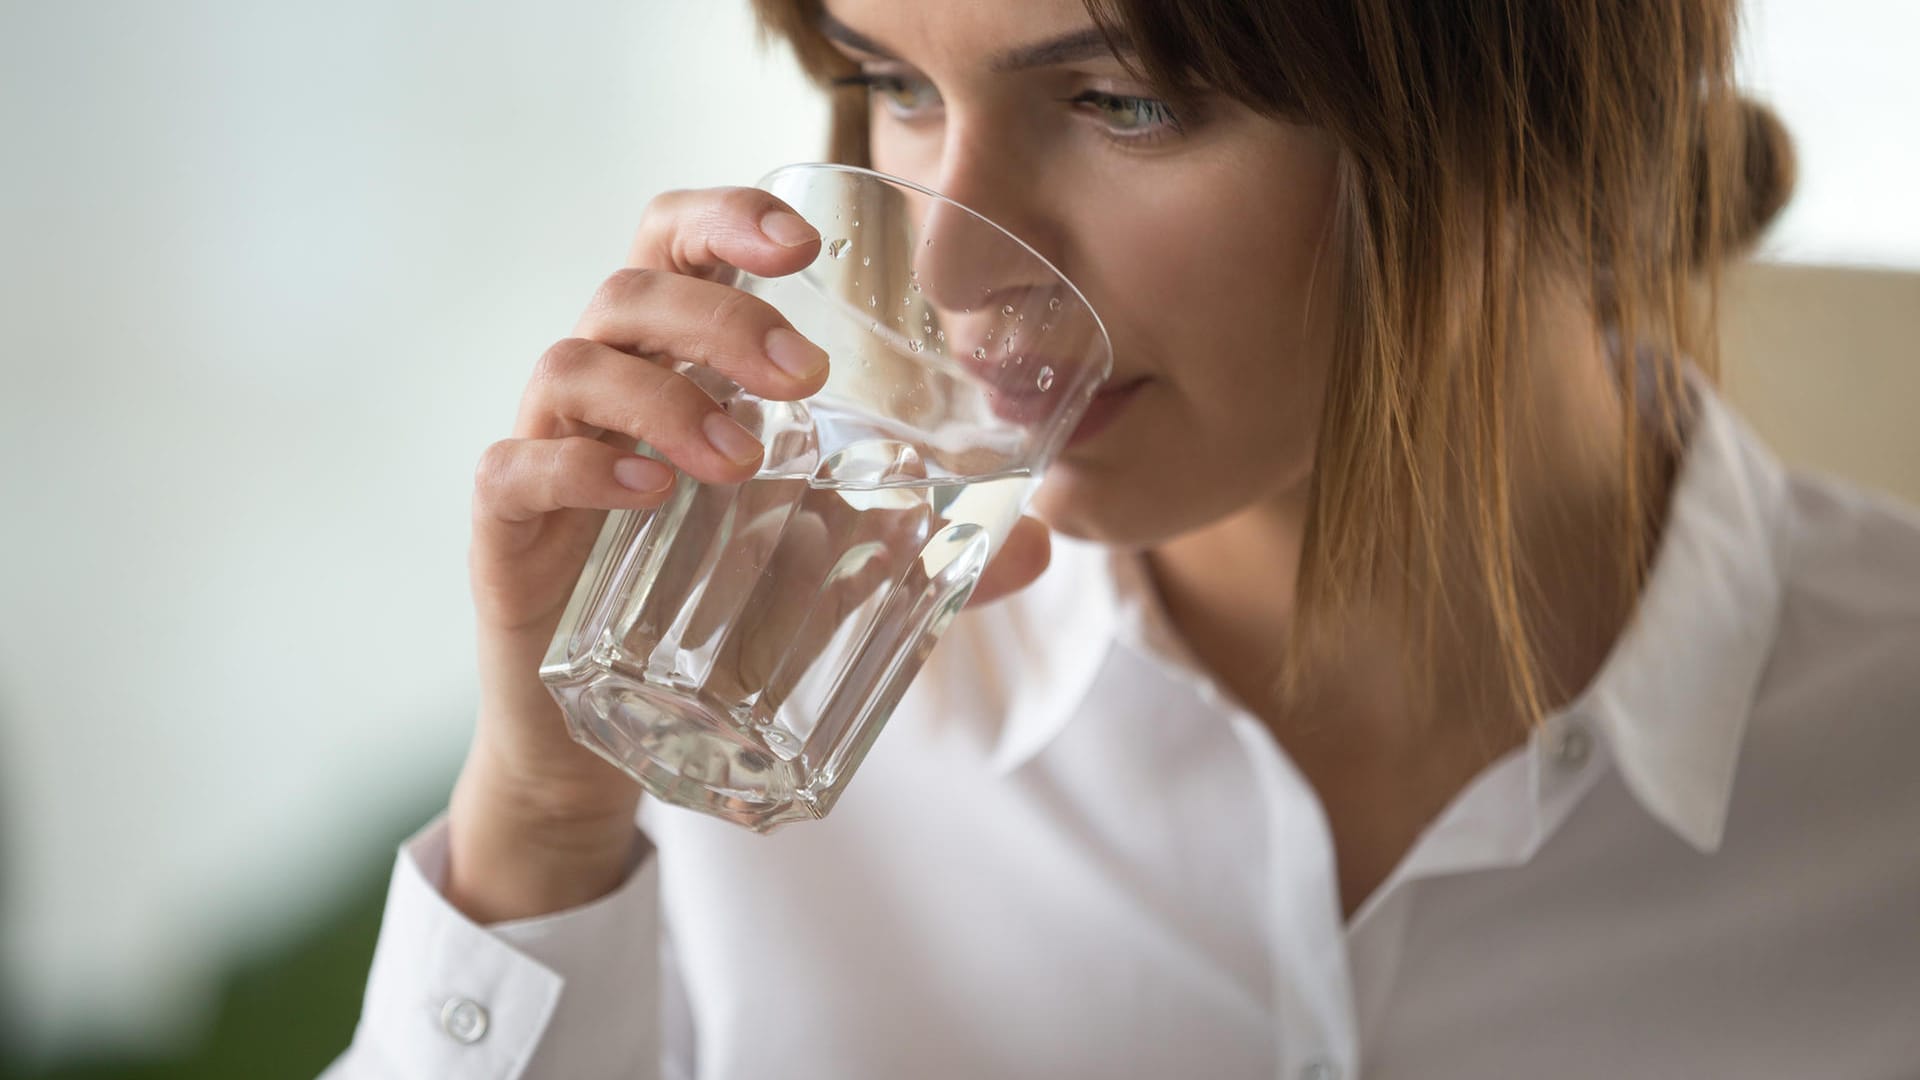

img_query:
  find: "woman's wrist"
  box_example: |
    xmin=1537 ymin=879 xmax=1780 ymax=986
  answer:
xmin=444 ymin=750 xmax=647 ymax=924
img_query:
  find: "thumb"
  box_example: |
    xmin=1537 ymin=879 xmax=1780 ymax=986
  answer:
xmin=967 ymin=515 xmax=1051 ymax=608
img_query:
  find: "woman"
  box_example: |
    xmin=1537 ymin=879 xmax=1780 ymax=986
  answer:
xmin=329 ymin=0 xmax=1920 ymax=1076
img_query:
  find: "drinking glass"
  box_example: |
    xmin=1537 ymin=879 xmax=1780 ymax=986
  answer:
xmin=540 ymin=163 xmax=1112 ymax=831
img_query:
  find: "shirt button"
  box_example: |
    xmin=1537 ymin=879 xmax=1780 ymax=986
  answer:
xmin=1300 ymin=1059 xmax=1341 ymax=1080
xmin=440 ymin=997 xmax=489 ymax=1044
xmin=1552 ymin=723 xmax=1594 ymax=769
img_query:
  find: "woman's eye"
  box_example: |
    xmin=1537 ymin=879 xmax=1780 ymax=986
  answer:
xmin=831 ymin=74 xmax=1184 ymax=142
xmin=1071 ymin=90 xmax=1182 ymax=139
xmin=834 ymin=73 xmax=942 ymax=119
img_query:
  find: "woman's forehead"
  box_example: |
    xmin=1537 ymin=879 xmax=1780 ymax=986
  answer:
xmin=818 ymin=0 xmax=1122 ymax=72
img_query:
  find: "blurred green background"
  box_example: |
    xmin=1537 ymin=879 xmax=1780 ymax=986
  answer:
xmin=1 ymin=809 xmax=415 ymax=1080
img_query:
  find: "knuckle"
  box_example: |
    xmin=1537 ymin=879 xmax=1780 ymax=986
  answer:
xmin=553 ymin=436 xmax=606 ymax=483
xmin=677 ymin=188 xmax=769 ymax=254
xmin=718 ymin=185 xmax=776 ymax=221
xmin=601 ymin=391 xmax=657 ymax=445
xmin=624 ymin=372 xmax=708 ymax=446
xmin=704 ymin=286 xmax=763 ymax=337
xmin=634 ymin=190 xmax=691 ymax=243
xmin=533 ymin=337 xmax=597 ymax=385
xmin=592 ymin=266 xmax=659 ymax=313
xmin=473 ymin=439 xmax=520 ymax=499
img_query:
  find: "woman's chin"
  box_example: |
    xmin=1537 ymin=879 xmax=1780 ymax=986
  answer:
xmin=1028 ymin=471 xmax=1163 ymax=549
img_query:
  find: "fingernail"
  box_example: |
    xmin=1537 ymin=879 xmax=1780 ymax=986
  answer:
xmin=759 ymin=210 xmax=816 ymax=248
xmin=702 ymin=412 xmax=764 ymax=466
xmin=766 ymin=327 xmax=829 ymax=380
xmin=614 ymin=455 xmax=675 ymax=493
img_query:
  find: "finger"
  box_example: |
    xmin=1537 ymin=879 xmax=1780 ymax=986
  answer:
xmin=572 ymin=266 xmax=829 ymax=401
xmin=515 ymin=337 xmax=766 ymax=486
xmin=627 ymin=186 xmax=821 ymax=282
xmin=473 ymin=436 xmax=679 ymax=528
xmin=967 ymin=515 xmax=1052 ymax=608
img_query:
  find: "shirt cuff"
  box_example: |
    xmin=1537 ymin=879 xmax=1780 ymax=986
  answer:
xmin=344 ymin=814 xmax=660 ymax=1080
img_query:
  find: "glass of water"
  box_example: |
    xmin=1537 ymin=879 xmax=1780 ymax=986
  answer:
xmin=539 ymin=163 xmax=1113 ymax=831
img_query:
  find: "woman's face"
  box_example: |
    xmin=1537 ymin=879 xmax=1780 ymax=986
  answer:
xmin=822 ymin=0 xmax=1343 ymax=548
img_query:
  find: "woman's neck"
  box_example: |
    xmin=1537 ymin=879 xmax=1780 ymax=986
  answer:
xmin=1146 ymin=297 xmax=1665 ymax=764
xmin=1146 ymin=293 xmax=1673 ymax=918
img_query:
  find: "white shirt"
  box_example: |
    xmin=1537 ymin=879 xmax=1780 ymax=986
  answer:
xmin=324 ymin=384 xmax=1920 ymax=1079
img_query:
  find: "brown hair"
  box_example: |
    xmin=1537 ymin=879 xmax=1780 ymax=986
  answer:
xmin=753 ymin=0 xmax=1794 ymax=723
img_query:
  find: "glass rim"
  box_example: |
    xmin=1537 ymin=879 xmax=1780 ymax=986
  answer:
xmin=754 ymin=161 xmax=1114 ymax=383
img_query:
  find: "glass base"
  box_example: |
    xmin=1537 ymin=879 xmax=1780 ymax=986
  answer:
xmin=549 ymin=670 xmax=823 ymax=833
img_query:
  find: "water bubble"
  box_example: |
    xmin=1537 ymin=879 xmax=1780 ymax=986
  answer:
xmin=910 ymin=282 xmax=922 ymax=292
xmin=1040 ymin=322 xmax=1053 ymax=333
xmin=1017 ymin=313 xmax=1026 ymax=322
xmin=1048 ymin=297 xmax=1062 ymax=312
xmin=825 ymin=238 xmax=850 ymax=259
xmin=869 ymin=320 xmax=878 ymax=332
xmin=868 ymin=295 xmax=878 ymax=308
xmin=910 ymin=269 xmax=919 ymax=279
xmin=972 ymin=347 xmax=987 ymax=360
xmin=935 ymin=329 xmax=946 ymax=341
xmin=1036 ymin=365 xmax=1055 ymax=391
xmin=861 ymin=255 xmax=871 ymax=267
xmin=1001 ymin=304 xmax=1014 ymax=316
xmin=903 ymin=295 xmax=912 ymax=307
xmin=907 ymin=339 xmax=924 ymax=353
xmin=962 ymin=307 xmax=972 ymax=315
xmin=852 ymin=218 xmax=861 ymax=227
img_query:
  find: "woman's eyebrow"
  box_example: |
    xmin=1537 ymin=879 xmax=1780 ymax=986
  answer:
xmin=818 ymin=12 xmax=900 ymax=59
xmin=989 ymin=27 xmax=1132 ymax=72
xmin=817 ymin=14 xmax=1132 ymax=72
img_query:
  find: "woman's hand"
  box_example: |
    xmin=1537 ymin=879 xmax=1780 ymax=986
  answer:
xmin=448 ymin=186 xmax=1051 ymax=922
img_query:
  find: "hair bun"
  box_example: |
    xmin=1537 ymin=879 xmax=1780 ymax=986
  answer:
xmin=1701 ymin=96 xmax=1797 ymax=259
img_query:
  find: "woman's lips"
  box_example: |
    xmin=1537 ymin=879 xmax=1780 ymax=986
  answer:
xmin=974 ymin=352 xmax=1080 ymax=422
xmin=966 ymin=343 xmax=1144 ymax=448
xmin=1064 ymin=378 xmax=1146 ymax=449
xmin=981 ymin=371 xmax=1146 ymax=443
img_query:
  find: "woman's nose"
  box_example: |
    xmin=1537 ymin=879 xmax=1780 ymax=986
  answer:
xmin=881 ymin=142 xmax=1109 ymax=398
xmin=907 ymin=144 xmax=1060 ymax=315
xmin=909 ymin=204 xmax=1038 ymax=322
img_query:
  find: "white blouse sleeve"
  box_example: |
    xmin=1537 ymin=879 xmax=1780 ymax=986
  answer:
xmin=318 ymin=814 xmax=682 ymax=1080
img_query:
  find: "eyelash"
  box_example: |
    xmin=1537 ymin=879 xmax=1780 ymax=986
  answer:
xmin=830 ymin=72 xmax=1185 ymax=144
xmin=1070 ymin=89 xmax=1185 ymax=140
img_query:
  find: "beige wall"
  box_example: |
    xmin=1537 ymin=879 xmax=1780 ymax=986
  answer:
xmin=1721 ymin=263 xmax=1920 ymax=506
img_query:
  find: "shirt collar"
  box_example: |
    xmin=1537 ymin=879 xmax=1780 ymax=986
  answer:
xmin=981 ymin=532 xmax=1126 ymax=776
xmin=1571 ymin=381 xmax=1791 ymax=852
xmin=986 ymin=378 xmax=1791 ymax=856
xmin=980 ymin=530 xmax=1231 ymax=776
